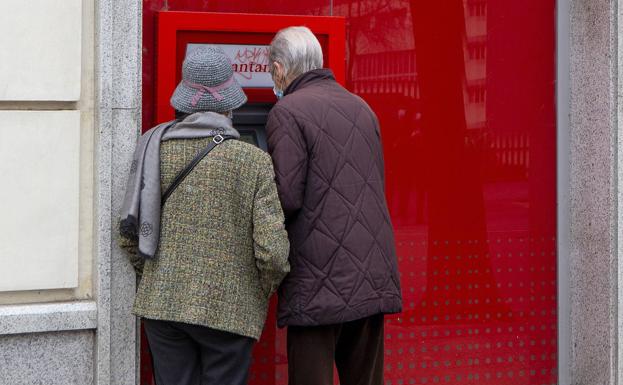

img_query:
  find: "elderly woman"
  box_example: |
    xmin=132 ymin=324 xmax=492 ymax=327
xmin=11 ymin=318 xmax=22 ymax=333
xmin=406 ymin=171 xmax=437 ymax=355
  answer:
xmin=118 ymin=46 xmax=290 ymax=385
xmin=267 ymin=27 xmax=402 ymax=385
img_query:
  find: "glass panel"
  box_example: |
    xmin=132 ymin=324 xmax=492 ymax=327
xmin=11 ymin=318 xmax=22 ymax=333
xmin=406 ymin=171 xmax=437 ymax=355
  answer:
xmin=141 ymin=1 xmax=557 ymax=384
xmin=333 ymin=1 xmax=557 ymax=384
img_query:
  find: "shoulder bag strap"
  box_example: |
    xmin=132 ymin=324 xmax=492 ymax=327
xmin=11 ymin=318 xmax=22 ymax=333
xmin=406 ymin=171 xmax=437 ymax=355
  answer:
xmin=161 ymin=134 xmax=234 ymax=207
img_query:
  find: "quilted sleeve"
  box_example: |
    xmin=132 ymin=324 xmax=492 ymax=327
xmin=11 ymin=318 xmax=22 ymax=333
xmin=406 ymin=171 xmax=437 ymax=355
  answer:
xmin=265 ymin=105 xmax=308 ymax=218
xmin=252 ymin=154 xmax=291 ymax=298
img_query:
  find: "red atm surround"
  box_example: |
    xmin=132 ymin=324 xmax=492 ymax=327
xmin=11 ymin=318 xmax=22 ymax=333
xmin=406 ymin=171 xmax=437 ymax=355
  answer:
xmin=141 ymin=3 xmax=559 ymax=385
xmin=155 ymin=11 xmax=346 ymax=124
xmin=145 ymin=11 xmax=346 ymax=385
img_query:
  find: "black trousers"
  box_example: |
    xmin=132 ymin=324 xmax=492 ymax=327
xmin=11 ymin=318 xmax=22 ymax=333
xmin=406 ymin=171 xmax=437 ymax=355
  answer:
xmin=143 ymin=318 xmax=255 ymax=385
xmin=287 ymin=314 xmax=385 ymax=385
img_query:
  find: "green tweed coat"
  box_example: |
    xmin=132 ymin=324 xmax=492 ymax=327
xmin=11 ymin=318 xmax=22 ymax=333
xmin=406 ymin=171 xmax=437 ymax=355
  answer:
xmin=119 ymin=137 xmax=290 ymax=340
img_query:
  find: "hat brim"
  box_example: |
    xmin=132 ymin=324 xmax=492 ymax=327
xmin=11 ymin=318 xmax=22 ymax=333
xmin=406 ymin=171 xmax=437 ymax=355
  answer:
xmin=170 ymin=78 xmax=248 ymax=114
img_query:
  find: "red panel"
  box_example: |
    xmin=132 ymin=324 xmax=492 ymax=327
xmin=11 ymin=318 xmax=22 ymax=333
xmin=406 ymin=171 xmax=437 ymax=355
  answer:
xmin=336 ymin=1 xmax=557 ymax=384
xmin=142 ymin=2 xmax=557 ymax=385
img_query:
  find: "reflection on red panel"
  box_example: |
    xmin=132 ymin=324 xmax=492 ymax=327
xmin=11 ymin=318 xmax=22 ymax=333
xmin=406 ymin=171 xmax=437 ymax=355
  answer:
xmin=142 ymin=1 xmax=557 ymax=384
xmin=337 ymin=0 xmax=556 ymax=384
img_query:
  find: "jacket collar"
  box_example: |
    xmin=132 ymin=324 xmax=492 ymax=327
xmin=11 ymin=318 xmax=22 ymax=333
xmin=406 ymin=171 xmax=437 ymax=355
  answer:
xmin=176 ymin=111 xmax=235 ymax=132
xmin=284 ymin=68 xmax=336 ymax=96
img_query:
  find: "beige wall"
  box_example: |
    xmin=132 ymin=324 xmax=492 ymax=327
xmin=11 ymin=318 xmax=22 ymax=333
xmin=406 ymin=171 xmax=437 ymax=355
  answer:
xmin=0 ymin=0 xmax=94 ymax=304
xmin=0 ymin=1 xmax=82 ymax=101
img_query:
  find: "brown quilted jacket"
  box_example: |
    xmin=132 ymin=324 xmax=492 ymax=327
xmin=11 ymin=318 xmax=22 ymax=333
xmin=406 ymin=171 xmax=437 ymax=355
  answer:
xmin=266 ymin=69 xmax=402 ymax=327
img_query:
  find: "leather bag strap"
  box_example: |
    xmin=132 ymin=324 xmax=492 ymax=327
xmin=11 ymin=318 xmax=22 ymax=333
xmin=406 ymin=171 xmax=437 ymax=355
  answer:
xmin=161 ymin=134 xmax=234 ymax=207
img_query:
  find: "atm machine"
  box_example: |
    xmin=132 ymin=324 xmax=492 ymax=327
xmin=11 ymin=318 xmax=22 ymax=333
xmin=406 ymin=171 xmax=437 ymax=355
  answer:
xmin=146 ymin=11 xmax=346 ymax=385
xmin=155 ymin=11 xmax=346 ymax=151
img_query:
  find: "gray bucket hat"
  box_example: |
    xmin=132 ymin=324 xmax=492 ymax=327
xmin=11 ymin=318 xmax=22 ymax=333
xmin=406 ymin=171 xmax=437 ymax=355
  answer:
xmin=171 ymin=46 xmax=247 ymax=114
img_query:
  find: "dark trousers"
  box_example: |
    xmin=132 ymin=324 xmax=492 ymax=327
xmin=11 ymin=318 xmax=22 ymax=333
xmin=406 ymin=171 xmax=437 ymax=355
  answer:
xmin=287 ymin=314 xmax=385 ymax=385
xmin=143 ymin=318 xmax=254 ymax=385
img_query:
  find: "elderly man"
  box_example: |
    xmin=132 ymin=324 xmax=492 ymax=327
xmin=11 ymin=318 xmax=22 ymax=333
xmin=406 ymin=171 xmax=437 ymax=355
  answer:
xmin=266 ymin=27 xmax=403 ymax=385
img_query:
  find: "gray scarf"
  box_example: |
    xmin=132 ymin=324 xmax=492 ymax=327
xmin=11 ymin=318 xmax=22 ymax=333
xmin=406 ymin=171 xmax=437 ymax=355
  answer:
xmin=119 ymin=112 xmax=240 ymax=259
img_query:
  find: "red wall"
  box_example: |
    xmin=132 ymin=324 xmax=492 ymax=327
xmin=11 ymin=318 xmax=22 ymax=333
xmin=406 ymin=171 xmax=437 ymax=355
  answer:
xmin=142 ymin=1 xmax=557 ymax=384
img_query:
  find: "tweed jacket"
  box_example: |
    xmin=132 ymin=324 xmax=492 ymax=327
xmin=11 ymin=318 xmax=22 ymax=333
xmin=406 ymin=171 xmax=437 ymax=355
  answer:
xmin=119 ymin=135 xmax=290 ymax=340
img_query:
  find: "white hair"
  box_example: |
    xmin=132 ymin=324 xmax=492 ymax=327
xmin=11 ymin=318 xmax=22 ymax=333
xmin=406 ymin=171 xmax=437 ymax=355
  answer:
xmin=269 ymin=26 xmax=323 ymax=81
